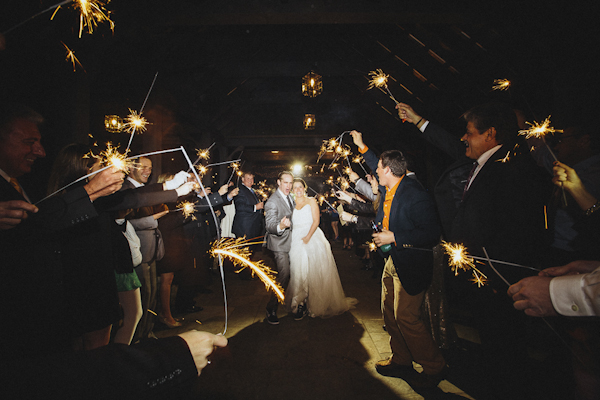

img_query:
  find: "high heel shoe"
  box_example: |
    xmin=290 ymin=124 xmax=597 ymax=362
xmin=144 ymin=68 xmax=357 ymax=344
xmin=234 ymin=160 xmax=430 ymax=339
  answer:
xmin=158 ymin=314 xmax=182 ymax=328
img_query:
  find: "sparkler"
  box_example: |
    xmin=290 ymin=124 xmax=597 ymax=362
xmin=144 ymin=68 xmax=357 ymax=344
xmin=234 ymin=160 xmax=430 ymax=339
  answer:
xmin=123 ymin=109 xmax=149 ymax=135
xmin=492 ymin=79 xmax=511 ymax=91
xmin=226 ymin=162 xmax=240 ymax=185
xmin=518 ymin=115 xmax=563 ymax=162
xmin=125 ymin=72 xmax=159 ymax=152
xmin=61 ymin=42 xmax=84 ymax=72
xmin=308 ymin=187 xmax=336 ymax=211
xmin=482 ymin=247 xmax=510 ymax=286
xmin=179 ymin=146 xmax=231 ymax=334
xmin=205 ymin=159 xmax=242 ymax=168
xmin=175 ymin=201 xmax=197 ymax=221
xmin=211 ymin=238 xmax=285 ymax=302
xmin=518 ymin=116 xmax=564 ymax=141
xmin=2 ymin=0 xmax=114 ymax=36
xmin=352 ymin=155 xmax=369 ymax=174
xmin=187 ymin=142 xmax=215 ymax=173
xmin=367 ymin=69 xmax=400 ymax=106
xmin=519 ymin=116 xmax=567 ymax=204
xmin=36 ymin=146 xmax=183 ymax=205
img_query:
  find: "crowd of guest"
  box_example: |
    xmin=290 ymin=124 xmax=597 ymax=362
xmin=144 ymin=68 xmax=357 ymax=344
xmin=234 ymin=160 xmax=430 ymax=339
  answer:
xmin=326 ymin=102 xmax=600 ymax=399
xmin=2 ymin=97 xmax=600 ymax=399
xmin=0 ymin=103 xmax=230 ymax=398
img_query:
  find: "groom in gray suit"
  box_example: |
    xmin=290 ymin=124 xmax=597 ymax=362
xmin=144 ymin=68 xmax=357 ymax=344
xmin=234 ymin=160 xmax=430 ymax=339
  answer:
xmin=264 ymin=171 xmax=295 ymax=324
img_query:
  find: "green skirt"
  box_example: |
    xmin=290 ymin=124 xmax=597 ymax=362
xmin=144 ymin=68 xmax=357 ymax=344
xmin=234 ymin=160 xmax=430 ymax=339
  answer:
xmin=114 ymin=270 xmax=142 ymax=292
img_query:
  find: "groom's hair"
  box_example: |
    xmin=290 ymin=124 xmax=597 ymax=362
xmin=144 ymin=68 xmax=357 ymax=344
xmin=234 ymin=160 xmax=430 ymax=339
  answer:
xmin=278 ymin=171 xmax=294 ymax=180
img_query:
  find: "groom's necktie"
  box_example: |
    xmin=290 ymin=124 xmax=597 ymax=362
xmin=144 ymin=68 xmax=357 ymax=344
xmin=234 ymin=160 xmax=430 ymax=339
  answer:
xmin=286 ymin=195 xmax=294 ymax=212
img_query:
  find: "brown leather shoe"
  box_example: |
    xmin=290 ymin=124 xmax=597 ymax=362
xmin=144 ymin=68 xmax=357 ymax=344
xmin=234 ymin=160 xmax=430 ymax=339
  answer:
xmin=375 ymin=359 xmax=416 ymax=379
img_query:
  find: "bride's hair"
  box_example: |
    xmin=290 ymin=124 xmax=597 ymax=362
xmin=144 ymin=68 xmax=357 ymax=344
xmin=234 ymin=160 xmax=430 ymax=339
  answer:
xmin=293 ymin=178 xmax=307 ymax=190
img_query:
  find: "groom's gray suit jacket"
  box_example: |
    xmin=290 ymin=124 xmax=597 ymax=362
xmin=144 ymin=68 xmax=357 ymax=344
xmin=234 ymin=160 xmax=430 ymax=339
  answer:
xmin=264 ymin=190 xmax=295 ymax=252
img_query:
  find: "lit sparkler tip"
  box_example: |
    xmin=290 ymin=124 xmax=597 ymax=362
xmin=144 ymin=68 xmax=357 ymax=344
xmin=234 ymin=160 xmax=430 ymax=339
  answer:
xmin=196 ymin=148 xmax=210 ymax=160
xmin=195 ymin=164 xmax=208 ymax=175
xmin=89 ymin=142 xmax=132 ymax=173
xmin=177 ymin=201 xmax=197 ymax=220
xmin=367 ymin=69 xmax=389 ymax=90
xmin=518 ymin=116 xmax=563 ymax=139
xmin=123 ymin=109 xmax=149 ymax=134
xmin=442 ymin=241 xmax=474 ymax=271
xmin=72 ymin=0 xmax=115 ymax=38
xmin=442 ymin=241 xmax=488 ymax=286
xmin=492 ymin=79 xmax=511 ymax=91
xmin=368 ymin=241 xmax=377 ymax=252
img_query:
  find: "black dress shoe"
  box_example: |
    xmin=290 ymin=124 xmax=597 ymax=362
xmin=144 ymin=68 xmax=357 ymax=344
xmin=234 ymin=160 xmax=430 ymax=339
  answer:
xmin=294 ymin=304 xmax=308 ymax=321
xmin=375 ymin=359 xmax=416 ymax=379
xmin=266 ymin=309 xmax=279 ymax=325
xmin=407 ymin=365 xmax=449 ymax=388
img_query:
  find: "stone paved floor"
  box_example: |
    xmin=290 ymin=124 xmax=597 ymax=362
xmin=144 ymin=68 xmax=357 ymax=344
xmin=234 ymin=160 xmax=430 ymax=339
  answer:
xmin=154 ymin=240 xmax=572 ymax=400
xmin=154 ymin=240 xmax=477 ymax=399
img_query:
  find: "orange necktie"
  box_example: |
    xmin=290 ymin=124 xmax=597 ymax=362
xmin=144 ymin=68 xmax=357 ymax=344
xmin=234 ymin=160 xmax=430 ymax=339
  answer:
xmin=9 ymin=178 xmax=24 ymax=196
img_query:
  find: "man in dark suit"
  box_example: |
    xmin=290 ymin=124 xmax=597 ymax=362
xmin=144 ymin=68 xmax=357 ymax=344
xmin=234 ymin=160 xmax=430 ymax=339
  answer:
xmin=396 ymin=102 xmax=550 ymax=398
xmin=232 ymin=171 xmax=264 ymax=242
xmin=0 ymin=103 xmax=124 ymax=358
xmin=351 ymin=131 xmax=447 ymax=389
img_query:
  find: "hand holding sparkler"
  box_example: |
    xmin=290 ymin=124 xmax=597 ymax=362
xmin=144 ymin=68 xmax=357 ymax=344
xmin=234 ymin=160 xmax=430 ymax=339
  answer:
xmin=83 ymin=166 xmax=124 ymax=201
xmin=218 ymin=183 xmax=231 ymax=196
xmin=335 ymin=190 xmax=353 ymax=204
xmin=152 ymin=210 xmax=169 ymax=220
xmin=228 ymin=187 xmax=240 ymax=198
xmin=175 ymin=182 xmax=196 ymax=197
xmin=0 ymin=200 xmax=38 ymax=230
xmin=507 ymin=276 xmax=556 ymax=317
xmin=396 ymin=103 xmax=424 ymax=127
xmin=178 ymin=330 xmax=228 ymax=374
xmin=349 ymin=130 xmax=366 ymax=151
xmin=552 ymin=161 xmax=598 ymax=211
xmin=164 ymin=171 xmax=191 ymax=190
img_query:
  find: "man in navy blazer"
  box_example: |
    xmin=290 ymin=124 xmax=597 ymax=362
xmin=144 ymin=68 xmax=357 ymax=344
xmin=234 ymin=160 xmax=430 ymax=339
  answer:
xmin=232 ymin=171 xmax=264 ymax=243
xmin=351 ymin=131 xmax=447 ymax=389
xmin=396 ymin=102 xmax=551 ymax=399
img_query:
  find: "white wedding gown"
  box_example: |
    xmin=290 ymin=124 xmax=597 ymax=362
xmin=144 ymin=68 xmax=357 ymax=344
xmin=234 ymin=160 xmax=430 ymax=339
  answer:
xmin=286 ymin=204 xmax=356 ymax=318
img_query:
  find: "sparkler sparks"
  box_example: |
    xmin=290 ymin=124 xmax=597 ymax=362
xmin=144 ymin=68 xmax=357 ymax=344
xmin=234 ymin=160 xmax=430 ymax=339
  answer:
xmin=367 ymin=69 xmax=400 ymax=106
xmin=492 ymin=79 xmax=511 ymax=91
xmin=211 ymin=238 xmax=284 ymax=302
xmin=176 ymin=201 xmax=197 ymax=221
xmin=61 ymin=42 xmax=84 ymax=72
xmin=195 ymin=164 xmax=208 ymax=176
xmin=87 ymin=142 xmax=133 ymax=173
xmin=368 ymin=241 xmax=378 ymax=252
xmin=196 ymin=147 xmax=211 ymax=160
xmin=367 ymin=69 xmax=389 ymax=90
xmin=441 ymin=241 xmax=488 ymax=286
xmin=64 ymin=0 xmax=115 ymax=38
xmin=123 ymin=109 xmax=149 ymax=135
xmin=518 ymin=116 xmax=563 ymax=139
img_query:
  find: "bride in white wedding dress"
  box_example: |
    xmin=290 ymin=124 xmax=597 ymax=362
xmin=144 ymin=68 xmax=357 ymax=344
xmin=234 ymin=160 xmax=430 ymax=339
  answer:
xmin=286 ymin=178 xmax=357 ymax=319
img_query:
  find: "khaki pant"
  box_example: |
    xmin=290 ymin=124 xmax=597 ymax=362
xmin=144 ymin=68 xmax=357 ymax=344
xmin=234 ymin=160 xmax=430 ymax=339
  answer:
xmin=381 ymin=257 xmax=445 ymax=375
